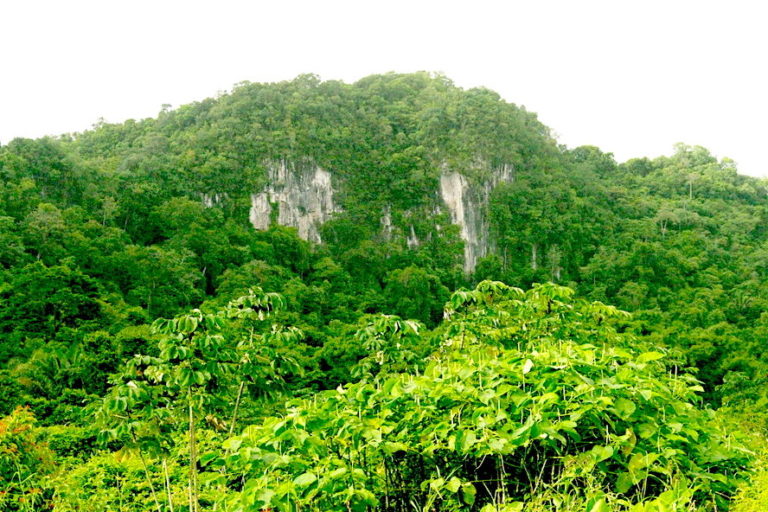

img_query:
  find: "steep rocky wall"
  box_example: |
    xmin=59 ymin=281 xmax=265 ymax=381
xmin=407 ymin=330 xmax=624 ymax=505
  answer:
xmin=201 ymin=193 xmax=225 ymax=208
xmin=249 ymin=159 xmax=512 ymax=272
xmin=439 ymin=164 xmax=513 ymax=272
xmin=249 ymin=160 xmax=341 ymax=243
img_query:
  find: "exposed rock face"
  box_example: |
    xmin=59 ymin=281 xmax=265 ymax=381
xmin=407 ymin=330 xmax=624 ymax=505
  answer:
xmin=249 ymin=159 xmax=512 ymax=272
xmin=249 ymin=161 xmax=340 ymax=243
xmin=381 ymin=205 xmax=393 ymax=240
xmin=201 ymin=193 xmax=224 ymax=208
xmin=439 ymin=164 xmax=513 ymax=272
xmin=407 ymin=225 xmax=419 ymax=248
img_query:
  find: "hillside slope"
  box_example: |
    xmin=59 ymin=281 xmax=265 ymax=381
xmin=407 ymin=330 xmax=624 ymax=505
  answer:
xmin=1 ymin=72 xmax=768 ymax=510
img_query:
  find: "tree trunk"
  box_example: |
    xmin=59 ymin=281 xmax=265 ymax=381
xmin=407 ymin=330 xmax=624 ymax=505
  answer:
xmin=228 ymin=381 xmax=246 ymax=437
xmin=188 ymin=389 xmax=199 ymax=512
xmin=132 ymin=433 xmax=162 ymax=512
xmin=163 ymin=457 xmax=174 ymax=512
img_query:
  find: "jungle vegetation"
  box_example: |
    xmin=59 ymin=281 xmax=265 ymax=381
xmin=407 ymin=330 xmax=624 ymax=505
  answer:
xmin=1 ymin=72 xmax=767 ymax=511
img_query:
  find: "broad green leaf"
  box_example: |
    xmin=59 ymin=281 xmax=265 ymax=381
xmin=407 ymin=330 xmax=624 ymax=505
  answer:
xmin=592 ymin=445 xmax=614 ymax=462
xmin=637 ymin=422 xmax=657 ymax=439
xmin=328 ymin=467 xmax=347 ymax=479
xmin=522 ymin=358 xmax=534 ymax=375
xmin=460 ymin=430 xmax=477 ymax=452
xmin=222 ymin=438 xmax=242 ymax=451
xmin=614 ymin=397 xmax=636 ymax=419
xmin=429 ymin=477 xmax=445 ymax=491
xmin=588 ymin=498 xmax=610 ymax=512
xmin=446 ymin=476 xmax=462 ymax=493
xmin=629 ymin=452 xmax=659 ymax=474
xmin=293 ymin=472 xmax=317 ymax=488
xmin=616 ymin=472 xmax=633 ymax=493
xmin=255 ymin=488 xmax=275 ymax=506
xmin=460 ymin=483 xmax=476 ymax=505
xmin=637 ymin=351 xmax=665 ymax=363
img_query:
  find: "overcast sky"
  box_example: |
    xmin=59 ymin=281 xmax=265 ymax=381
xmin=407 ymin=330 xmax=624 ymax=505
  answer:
xmin=2 ymin=0 xmax=766 ymax=176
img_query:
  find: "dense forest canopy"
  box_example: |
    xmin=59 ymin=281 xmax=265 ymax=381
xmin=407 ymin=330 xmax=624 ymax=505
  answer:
xmin=1 ymin=72 xmax=768 ymax=511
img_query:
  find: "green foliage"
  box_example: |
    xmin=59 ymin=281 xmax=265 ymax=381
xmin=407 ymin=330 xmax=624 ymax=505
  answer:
xmin=51 ymin=431 xmax=224 ymax=512
xmin=1 ymin=72 xmax=768 ymax=510
xmin=96 ymin=289 xmax=302 ymax=512
xmin=223 ymin=283 xmax=750 ymax=512
xmin=0 ymin=407 xmax=55 ymax=511
xmin=351 ymin=313 xmax=425 ymax=379
xmin=384 ymin=265 xmax=450 ymax=324
xmin=0 ymin=261 xmax=102 ymax=341
xmin=0 ymin=372 xmax=23 ymax=416
xmin=52 ymin=451 xmax=162 ymax=512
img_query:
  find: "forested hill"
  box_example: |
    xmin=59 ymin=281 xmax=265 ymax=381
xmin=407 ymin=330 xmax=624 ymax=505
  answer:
xmin=2 ymin=72 xmax=768 ymax=511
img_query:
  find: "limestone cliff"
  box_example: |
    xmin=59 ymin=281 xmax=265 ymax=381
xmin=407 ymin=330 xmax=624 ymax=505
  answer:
xmin=249 ymin=160 xmax=340 ymax=243
xmin=249 ymin=160 xmax=512 ymax=272
xmin=439 ymin=164 xmax=513 ymax=272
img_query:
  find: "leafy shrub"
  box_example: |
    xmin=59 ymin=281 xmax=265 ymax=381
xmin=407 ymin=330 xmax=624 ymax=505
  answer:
xmin=221 ymin=283 xmax=751 ymax=511
xmin=52 ymin=430 xmax=225 ymax=512
xmin=0 ymin=407 xmax=54 ymax=511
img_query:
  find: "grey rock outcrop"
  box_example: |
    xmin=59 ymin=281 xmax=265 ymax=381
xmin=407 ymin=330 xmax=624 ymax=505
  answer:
xmin=249 ymin=160 xmax=340 ymax=243
xmin=439 ymin=164 xmax=513 ymax=272
xmin=249 ymin=159 xmax=512 ymax=272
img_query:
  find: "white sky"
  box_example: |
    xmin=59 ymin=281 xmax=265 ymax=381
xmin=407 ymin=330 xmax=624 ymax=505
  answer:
xmin=2 ymin=0 xmax=766 ymax=176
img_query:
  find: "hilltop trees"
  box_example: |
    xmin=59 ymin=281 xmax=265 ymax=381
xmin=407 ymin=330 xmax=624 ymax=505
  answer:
xmin=1 ymin=73 xmax=768 ymax=510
